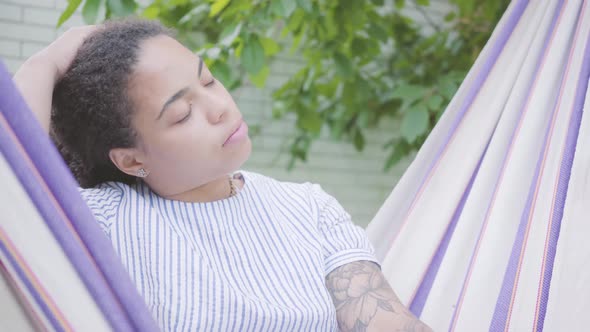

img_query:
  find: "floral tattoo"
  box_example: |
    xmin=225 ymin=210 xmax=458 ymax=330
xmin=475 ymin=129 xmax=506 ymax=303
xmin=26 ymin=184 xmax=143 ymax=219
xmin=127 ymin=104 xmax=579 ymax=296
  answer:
xmin=326 ymin=261 xmax=431 ymax=332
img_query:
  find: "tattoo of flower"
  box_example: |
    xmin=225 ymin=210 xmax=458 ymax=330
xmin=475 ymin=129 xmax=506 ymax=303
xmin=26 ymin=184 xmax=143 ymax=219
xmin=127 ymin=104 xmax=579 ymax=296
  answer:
xmin=326 ymin=261 xmax=395 ymax=331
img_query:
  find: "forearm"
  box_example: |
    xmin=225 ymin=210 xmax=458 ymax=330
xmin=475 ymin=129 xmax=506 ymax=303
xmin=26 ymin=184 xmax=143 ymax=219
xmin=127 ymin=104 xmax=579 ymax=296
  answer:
xmin=326 ymin=261 xmax=432 ymax=332
xmin=362 ymin=291 xmax=432 ymax=332
xmin=13 ymin=54 xmax=58 ymax=133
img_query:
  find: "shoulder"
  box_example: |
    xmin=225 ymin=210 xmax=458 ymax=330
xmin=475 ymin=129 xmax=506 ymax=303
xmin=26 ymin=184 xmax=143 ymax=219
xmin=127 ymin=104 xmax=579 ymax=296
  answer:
xmin=240 ymin=170 xmax=319 ymax=199
xmin=78 ymin=181 xmax=126 ymax=205
xmin=78 ymin=181 xmax=140 ymax=222
xmin=240 ymin=170 xmax=338 ymax=215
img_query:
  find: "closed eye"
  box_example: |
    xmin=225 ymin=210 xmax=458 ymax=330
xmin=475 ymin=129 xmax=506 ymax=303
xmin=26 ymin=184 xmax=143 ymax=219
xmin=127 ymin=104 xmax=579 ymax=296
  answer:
xmin=204 ymin=78 xmax=216 ymax=87
xmin=176 ymin=104 xmax=193 ymax=124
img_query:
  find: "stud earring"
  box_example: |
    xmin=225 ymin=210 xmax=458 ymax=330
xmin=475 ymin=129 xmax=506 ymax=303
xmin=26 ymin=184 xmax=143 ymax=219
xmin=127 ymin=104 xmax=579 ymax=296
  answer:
xmin=137 ymin=168 xmax=149 ymax=178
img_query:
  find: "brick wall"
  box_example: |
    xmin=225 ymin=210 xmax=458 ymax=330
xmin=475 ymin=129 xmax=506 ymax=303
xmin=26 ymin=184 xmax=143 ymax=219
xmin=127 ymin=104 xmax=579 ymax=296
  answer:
xmin=0 ymin=0 xmax=451 ymax=227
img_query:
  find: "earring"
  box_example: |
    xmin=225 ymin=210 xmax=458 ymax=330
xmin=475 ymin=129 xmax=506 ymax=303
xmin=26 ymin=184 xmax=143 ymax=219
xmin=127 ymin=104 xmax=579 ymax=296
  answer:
xmin=137 ymin=168 xmax=149 ymax=178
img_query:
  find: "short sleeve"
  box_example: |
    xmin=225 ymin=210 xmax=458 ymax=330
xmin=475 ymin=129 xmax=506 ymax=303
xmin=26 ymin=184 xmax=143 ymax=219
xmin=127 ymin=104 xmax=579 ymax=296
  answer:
xmin=310 ymin=184 xmax=380 ymax=276
xmin=78 ymin=182 xmax=123 ymax=234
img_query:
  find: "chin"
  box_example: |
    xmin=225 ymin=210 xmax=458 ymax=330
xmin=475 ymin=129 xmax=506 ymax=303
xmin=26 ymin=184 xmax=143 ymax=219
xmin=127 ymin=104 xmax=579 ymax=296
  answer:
xmin=230 ymin=138 xmax=252 ymax=171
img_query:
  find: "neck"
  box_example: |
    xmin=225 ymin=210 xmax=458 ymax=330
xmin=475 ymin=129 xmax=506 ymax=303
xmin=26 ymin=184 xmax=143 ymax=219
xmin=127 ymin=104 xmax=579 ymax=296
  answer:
xmin=164 ymin=176 xmax=231 ymax=203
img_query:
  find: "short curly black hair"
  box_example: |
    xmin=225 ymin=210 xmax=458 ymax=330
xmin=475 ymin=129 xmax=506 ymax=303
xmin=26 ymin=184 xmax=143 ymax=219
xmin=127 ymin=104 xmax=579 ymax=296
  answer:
xmin=51 ymin=19 xmax=171 ymax=188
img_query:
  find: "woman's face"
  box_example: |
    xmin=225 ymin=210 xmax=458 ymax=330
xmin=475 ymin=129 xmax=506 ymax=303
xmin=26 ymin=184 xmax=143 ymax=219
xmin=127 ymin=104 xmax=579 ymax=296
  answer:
xmin=125 ymin=35 xmax=251 ymax=197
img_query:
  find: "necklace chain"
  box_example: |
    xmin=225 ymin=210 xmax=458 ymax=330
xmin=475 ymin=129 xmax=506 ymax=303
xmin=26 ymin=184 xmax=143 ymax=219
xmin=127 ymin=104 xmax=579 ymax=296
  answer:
xmin=228 ymin=175 xmax=238 ymax=197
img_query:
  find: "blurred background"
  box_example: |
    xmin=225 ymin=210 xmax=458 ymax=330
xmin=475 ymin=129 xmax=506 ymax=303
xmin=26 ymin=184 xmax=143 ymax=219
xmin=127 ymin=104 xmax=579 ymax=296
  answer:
xmin=0 ymin=0 xmax=508 ymax=227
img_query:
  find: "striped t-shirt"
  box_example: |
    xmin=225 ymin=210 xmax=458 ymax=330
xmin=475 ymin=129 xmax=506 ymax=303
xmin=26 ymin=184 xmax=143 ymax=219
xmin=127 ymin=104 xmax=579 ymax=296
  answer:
xmin=79 ymin=171 xmax=379 ymax=331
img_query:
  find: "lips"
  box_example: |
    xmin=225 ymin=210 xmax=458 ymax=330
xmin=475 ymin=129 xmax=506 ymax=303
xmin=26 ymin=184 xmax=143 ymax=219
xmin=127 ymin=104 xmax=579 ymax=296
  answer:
xmin=223 ymin=119 xmax=248 ymax=146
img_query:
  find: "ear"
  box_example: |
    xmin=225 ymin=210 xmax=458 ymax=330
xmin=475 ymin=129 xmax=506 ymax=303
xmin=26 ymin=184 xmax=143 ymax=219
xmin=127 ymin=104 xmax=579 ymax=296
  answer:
xmin=108 ymin=147 xmax=146 ymax=177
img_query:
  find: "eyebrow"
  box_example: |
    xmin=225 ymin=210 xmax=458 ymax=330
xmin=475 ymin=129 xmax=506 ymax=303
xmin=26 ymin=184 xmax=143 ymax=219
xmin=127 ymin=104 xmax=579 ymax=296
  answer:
xmin=156 ymin=58 xmax=205 ymax=121
xmin=198 ymin=57 xmax=204 ymax=78
xmin=157 ymin=87 xmax=189 ymax=120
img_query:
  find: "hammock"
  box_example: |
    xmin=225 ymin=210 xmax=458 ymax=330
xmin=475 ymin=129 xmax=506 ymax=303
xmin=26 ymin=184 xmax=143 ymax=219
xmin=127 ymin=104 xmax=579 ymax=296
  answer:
xmin=367 ymin=0 xmax=590 ymax=330
xmin=1 ymin=0 xmax=588 ymax=331
xmin=0 ymin=61 xmax=159 ymax=330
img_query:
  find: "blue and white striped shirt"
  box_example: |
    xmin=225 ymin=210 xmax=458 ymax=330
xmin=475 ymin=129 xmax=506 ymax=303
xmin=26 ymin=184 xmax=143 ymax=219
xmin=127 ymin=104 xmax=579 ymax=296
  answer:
xmin=80 ymin=171 xmax=379 ymax=331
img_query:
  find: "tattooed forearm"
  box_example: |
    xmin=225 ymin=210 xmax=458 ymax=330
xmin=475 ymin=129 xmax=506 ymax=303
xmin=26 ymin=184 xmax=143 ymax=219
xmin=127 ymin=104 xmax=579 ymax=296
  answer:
xmin=325 ymin=261 xmax=432 ymax=332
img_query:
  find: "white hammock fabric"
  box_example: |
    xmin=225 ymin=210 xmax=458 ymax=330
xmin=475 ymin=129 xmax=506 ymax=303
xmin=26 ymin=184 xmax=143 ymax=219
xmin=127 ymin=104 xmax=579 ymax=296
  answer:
xmin=367 ymin=0 xmax=590 ymax=330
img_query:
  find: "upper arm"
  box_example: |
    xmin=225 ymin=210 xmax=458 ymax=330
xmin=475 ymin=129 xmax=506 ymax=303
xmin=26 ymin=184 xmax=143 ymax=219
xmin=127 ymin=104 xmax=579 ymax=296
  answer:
xmin=310 ymin=183 xmax=379 ymax=274
xmin=325 ymin=260 xmax=432 ymax=332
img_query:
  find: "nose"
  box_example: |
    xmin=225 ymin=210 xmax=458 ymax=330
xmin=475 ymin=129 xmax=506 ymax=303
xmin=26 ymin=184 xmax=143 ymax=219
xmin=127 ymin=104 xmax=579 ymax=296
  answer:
xmin=205 ymin=94 xmax=229 ymax=124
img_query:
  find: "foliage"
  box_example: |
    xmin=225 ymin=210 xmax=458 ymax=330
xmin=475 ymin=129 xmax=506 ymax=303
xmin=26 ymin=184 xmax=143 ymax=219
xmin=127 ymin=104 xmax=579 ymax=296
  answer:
xmin=58 ymin=0 xmax=510 ymax=170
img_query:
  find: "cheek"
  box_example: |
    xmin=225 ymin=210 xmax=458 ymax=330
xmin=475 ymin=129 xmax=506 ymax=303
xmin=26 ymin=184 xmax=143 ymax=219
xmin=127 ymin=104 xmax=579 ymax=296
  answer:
xmin=147 ymin=124 xmax=220 ymax=165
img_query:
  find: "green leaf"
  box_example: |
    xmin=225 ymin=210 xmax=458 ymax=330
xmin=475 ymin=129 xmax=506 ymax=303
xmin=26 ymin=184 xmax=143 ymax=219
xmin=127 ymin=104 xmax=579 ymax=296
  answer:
xmin=330 ymin=121 xmax=345 ymax=139
xmin=400 ymin=104 xmax=429 ymax=143
xmin=226 ymin=77 xmax=242 ymax=90
xmin=270 ymin=0 xmax=297 ymax=17
xmin=259 ymin=37 xmax=281 ymax=56
xmin=302 ymin=67 xmax=315 ymax=91
xmin=57 ymin=0 xmax=82 ymax=27
xmin=456 ymin=0 xmax=475 ymax=14
xmin=296 ymin=0 xmax=313 ymax=13
xmin=290 ymin=30 xmax=304 ymax=53
xmin=219 ymin=22 xmax=242 ymax=47
xmin=316 ymin=80 xmax=339 ymax=98
xmin=394 ymin=0 xmax=405 ymax=9
xmin=234 ymin=39 xmax=244 ymax=57
xmin=249 ymin=65 xmax=270 ymax=88
xmin=384 ymin=140 xmax=410 ymax=170
xmin=333 ymin=52 xmax=354 ymax=78
xmin=210 ymin=61 xmax=232 ymax=85
xmin=286 ymin=8 xmax=305 ymax=31
xmin=439 ymin=79 xmax=457 ymax=100
xmin=415 ymin=0 xmax=430 ymax=6
xmin=353 ymin=128 xmax=365 ymax=151
xmin=201 ymin=46 xmax=222 ymax=60
xmin=106 ymin=0 xmax=135 ymax=17
xmin=209 ymin=0 xmax=231 ymax=17
xmin=82 ymin=0 xmax=102 ymax=24
xmin=280 ymin=0 xmax=297 ymax=17
xmin=178 ymin=4 xmax=209 ymax=24
xmin=358 ymin=111 xmax=370 ymax=127
xmin=368 ymin=22 xmax=389 ymax=42
xmin=444 ymin=12 xmax=457 ymax=22
xmin=290 ymin=136 xmax=310 ymax=164
xmin=351 ymin=38 xmax=366 ymax=54
xmin=142 ymin=3 xmax=160 ymax=19
xmin=427 ymin=95 xmax=444 ymax=110
xmin=298 ymin=109 xmax=323 ymax=134
xmin=272 ymin=100 xmax=287 ymax=118
xmin=241 ymin=35 xmax=265 ymax=75
xmin=390 ymin=83 xmax=426 ymax=107
xmin=219 ymin=0 xmax=251 ymax=18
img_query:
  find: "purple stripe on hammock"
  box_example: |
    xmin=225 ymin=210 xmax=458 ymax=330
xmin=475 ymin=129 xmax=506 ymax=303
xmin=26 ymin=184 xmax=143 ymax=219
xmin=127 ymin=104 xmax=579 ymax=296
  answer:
xmin=0 ymin=64 xmax=133 ymax=332
xmin=380 ymin=0 xmax=530 ymax=265
xmin=490 ymin=0 xmax=576 ymax=329
xmin=448 ymin=0 xmax=563 ymax=329
xmin=409 ymin=139 xmax=489 ymax=317
xmin=488 ymin=128 xmax=547 ymax=331
xmin=0 ymin=62 xmax=158 ymax=332
xmin=535 ymin=11 xmax=590 ymax=331
xmin=415 ymin=0 xmax=531 ymax=195
xmin=412 ymin=0 xmax=555 ymax=320
xmin=0 ymin=232 xmax=65 ymax=332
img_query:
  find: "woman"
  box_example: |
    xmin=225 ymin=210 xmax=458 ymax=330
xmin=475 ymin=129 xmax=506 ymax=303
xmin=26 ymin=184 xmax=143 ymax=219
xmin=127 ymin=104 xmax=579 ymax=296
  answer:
xmin=14 ymin=19 xmax=431 ymax=332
